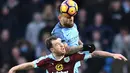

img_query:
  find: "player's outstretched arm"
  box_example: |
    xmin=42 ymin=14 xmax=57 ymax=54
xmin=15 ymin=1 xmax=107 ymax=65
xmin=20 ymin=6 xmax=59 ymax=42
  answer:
xmin=8 ymin=62 xmax=34 ymax=73
xmin=91 ymin=51 xmax=128 ymax=61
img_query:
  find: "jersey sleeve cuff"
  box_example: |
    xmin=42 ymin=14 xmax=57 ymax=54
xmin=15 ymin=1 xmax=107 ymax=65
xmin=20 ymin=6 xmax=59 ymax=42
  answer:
xmin=83 ymin=51 xmax=92 ymax=60
xmin=32 ymin=60 xmax=38 ymax=68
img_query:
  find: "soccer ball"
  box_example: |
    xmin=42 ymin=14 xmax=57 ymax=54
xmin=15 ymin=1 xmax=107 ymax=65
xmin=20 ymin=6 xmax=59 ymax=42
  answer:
xmin=60 ymin=0 xmax=78 ymax=17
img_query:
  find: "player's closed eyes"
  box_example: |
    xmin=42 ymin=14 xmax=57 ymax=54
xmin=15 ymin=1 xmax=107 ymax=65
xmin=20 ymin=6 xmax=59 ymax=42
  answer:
xmin=55 ymin=43 xmax=59 ymax=46
xmin=55 ymin=43 xmax=62 ymax=47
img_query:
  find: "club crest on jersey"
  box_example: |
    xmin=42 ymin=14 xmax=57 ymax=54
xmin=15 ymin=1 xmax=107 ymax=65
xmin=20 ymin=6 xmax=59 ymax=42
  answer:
xmin=55 ymin=64 xmax=63 ymax=71
xmin=64 ymin=57 xmax=70 ymax=63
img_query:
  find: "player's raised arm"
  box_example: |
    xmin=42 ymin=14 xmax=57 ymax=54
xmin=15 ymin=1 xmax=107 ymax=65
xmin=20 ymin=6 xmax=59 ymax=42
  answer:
xmin=91 ymin=51 xmax=128 ymax=61
xmin=65 ymin=40 xmax=96 ymax=55
xmin=8 ymin=62 xmax=34 ymax=73
xmin=65 ymin=42 xmax=83 ymax=55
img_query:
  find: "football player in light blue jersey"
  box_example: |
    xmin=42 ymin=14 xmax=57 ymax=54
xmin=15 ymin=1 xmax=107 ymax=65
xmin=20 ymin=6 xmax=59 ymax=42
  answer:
xmin=51 ymin=14 xmax=95 ymax=73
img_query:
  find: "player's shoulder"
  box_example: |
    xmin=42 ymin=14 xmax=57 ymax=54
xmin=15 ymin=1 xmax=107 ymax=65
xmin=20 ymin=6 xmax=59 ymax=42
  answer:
xmin=73 ymin=23 xmax=77 ymax=28
xmin=36 ymin=54 xmax=54 ymax=62
xmin=74 ymin=23 xmax=77 ymax=26
xmin=51 ymin=28 xmax=63 ymax=36
xmin=36 ymin=55 xmax=49 ymax=61
xmin=52 ymin=23 xmax=62 ymax=32
xmin=53 ymin=22 xmax=62 ymax=29
xmin=52 ymin=23 xmax=68 ymax=37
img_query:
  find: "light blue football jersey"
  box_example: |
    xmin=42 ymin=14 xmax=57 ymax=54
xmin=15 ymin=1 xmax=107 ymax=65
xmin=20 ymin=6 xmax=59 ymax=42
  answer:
xmin=51 ymin=22 xmax=79 ymax=47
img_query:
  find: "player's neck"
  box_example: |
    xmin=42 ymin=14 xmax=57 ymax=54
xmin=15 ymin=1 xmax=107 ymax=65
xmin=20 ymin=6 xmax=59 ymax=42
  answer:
xmin=52 ymin=53 xmax=65 ymax=61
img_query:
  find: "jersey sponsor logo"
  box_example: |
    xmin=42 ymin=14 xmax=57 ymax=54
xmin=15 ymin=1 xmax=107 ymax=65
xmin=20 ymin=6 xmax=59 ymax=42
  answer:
xmin=52 ymin=71 xmax=68 ymax=73
xmin=64 ymin=57 xmax=70 ymax=63
xmin=55 ymin=64 xmax=63 ymax=71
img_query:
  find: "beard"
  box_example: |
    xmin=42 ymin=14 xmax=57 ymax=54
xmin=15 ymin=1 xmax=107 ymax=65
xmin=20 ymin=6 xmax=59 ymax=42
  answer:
xmin=56 ymin=51 xmax=66 ymax=56
xmin=60 ymin=16 xmax=74 ymax=28
xmin=64 ymin=23 xmax=74 ymax=28
xmin=63 ymin=21 xmax=74 ymax=28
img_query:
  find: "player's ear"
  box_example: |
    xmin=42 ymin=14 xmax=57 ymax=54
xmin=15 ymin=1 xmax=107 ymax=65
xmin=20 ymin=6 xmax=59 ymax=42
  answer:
xmin=50 ymin=47 xmax=54 ymax=52
xmin=58 ymin=14 xmax=61 ymax=20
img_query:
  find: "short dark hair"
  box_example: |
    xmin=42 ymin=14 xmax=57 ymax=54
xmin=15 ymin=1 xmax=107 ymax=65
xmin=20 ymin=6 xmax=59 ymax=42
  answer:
xmin=45 ymin=36 xmax=58 ymax=50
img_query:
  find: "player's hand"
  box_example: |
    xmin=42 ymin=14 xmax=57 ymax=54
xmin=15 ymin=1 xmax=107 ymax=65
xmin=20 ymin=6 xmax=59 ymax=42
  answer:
xmin=113 ymin=54 xmax=128 ymax=61
xmin=83 ymin=44 xmax=96 ymax=53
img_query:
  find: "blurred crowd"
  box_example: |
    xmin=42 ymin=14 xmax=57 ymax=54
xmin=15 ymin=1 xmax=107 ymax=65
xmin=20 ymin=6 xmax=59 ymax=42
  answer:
xmin=0 ymin=0 xmax=130 ymax=73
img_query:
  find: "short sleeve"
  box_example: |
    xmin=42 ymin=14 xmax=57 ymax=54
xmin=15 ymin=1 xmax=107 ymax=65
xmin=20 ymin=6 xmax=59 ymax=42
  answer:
xmin=74 ymin=23 xmax=78 ymax=29
xmin=83 ymin=51 xmax=92 ymax=60
xmin=51 ymin=29 xmax=66 ymax=41
xmin=33 ymin=56 xmax=47 ymax=68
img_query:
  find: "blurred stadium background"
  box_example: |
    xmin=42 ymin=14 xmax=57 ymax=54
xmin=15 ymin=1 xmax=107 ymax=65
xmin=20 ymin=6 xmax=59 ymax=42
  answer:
xmin=0 ymin=0 xmax=130 ymax=73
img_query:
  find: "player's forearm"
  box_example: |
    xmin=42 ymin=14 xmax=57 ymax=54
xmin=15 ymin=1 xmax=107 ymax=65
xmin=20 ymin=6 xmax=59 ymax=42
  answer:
xmin=91 ymin=51 xmax=114 ymax=58
xmin=9 ymin=62 xmax=34 ymax=72
xmin=67 ymin=45 xmax=83 ymax=55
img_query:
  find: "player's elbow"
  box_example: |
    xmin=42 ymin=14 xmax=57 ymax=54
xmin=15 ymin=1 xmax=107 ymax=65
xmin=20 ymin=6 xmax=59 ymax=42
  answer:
xmin=91 ymin=51 xmax=101 ymax=57
xmin=26 ymin=62 xmax=35 ymax=69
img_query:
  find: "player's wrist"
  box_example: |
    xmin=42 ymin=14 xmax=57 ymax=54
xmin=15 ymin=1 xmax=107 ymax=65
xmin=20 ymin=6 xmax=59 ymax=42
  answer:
xmin=111 ymin=53 xmax=116 ymax=59
xmin=83 ymin=44 xmax=96 ymax=53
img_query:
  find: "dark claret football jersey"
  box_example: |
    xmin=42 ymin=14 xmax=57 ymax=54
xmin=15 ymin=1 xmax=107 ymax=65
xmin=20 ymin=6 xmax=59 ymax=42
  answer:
xmin=33 ymin=51 xmax=91 ymax=73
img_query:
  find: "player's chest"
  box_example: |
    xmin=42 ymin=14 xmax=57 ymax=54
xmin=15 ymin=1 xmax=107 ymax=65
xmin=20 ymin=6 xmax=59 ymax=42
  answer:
xmin=63 ymin=28 xmax=79 ymax=42
xmin=63 ymin=28 xmax=78 ymax=37
xmin=45 ymin=57 xmax=74 ymax=73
